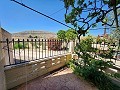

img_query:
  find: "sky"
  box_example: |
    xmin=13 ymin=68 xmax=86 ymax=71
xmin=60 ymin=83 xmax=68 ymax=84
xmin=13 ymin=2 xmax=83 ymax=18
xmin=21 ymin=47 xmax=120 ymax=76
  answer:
xmin=0 ymin=0 xmax=108 ymax=36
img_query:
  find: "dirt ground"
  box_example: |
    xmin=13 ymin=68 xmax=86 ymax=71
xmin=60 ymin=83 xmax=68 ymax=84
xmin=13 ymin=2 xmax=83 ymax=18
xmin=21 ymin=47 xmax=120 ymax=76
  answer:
xmin=12 ymin=68 xmax=98 ymax=90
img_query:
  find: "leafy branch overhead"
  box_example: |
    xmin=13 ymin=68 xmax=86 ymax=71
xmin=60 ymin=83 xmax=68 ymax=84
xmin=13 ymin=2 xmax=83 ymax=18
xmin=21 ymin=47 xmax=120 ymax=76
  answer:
xmin=62 ymin=0 xmax=120 ymax=36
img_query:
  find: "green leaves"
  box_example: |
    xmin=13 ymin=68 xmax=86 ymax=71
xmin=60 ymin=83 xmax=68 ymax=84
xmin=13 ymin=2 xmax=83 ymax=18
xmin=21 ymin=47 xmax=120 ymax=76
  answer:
xmin=91 ymin=23 xmax=97 ymax=28
xmin=90 ymin=60 xmax=114 ymax=70
xmin=77 ymin=0 xmax=84 ymax=5
xmin=57 ymin=29 xmax=77 ymax=41
xmin=117 ymin=0 xmax=120 ymax=5
xmin=112 ymin=73 xmax=120 ymax=78
xmin=63 ymin=0 xmax=120 ymax=36
xmin=89 ymin=12 xmax=99 ymax=18
xmin=63 ymin=0 xmax=75 ymax=8
xmin=57 ymin=30 xmax=66 ymax=40
xmin=103 ymin=0 xmax=109 ymax=5
xmin=65 ymin=29 xmax=77 ymax=40
xmin=106 ymin=0 xmax=120 ymax=7
xmin=111 ymin=29 xmax=120 ymax=40
xmin=68 ymin=58 xmax=118 ymax=90
xmin=68 ymin=33 xmax=120 ymax=90
xmin=103 ymin=18 xmax=108 ymax=24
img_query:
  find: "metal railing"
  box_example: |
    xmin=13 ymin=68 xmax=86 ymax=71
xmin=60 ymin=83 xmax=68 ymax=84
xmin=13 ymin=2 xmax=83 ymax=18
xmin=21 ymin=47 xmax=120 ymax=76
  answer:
xmin=0 ymin=39 xmax=70 ymax=67
xmin=90 ymin=41 xmax=120 ymax=67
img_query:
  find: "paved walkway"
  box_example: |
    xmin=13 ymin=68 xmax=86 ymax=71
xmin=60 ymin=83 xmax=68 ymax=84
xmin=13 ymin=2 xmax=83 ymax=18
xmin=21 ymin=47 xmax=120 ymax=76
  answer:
xmin=12 ymin=68 xmax=97 ymax=90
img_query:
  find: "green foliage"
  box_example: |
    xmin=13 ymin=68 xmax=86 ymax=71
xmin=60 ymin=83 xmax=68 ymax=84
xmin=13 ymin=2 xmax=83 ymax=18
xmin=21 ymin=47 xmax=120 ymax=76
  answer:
xmin=14 ymin=43 xmax=23 ymax=49
xmin=65 ymin=29 xmax=77 ymax=40
xmin=103 ymin=0 xmax=109 ymax=4
xmin=103 ymin=18 xmax=108 ymax=24
xmin=57 ymin=29 xmax=77 ymax=41
xmin=111 ymin=29 xmax=120 ymax=40
xmin=99 ymin=47 xmax=114 ymax=59
xmin=35 ymin=44 xmax=39 ymax=49
xmin=96 ymin=36 xmax=110 ymax=44
xmin=28 ymin=35 xmax=33 ymax=38
xmin=96 ymin=36 xmax=103 ymax=44
xmin=69 ymin=35 xmax=120 ymax=90
xmin=57 ymin=30 xmax=66 ymax=40
xmin=34 ymin=36 xmax=38 ymax=38
xmin=63 ymin=0 xmax=120 ymax=37
xmin=91 ymin=23 xmax=97 ymax=28
xmin=107 ymin=7 xmax=120 ymax=40
xmin=63 ymin=0 xmax=75 ymax=9
xmin=75 ymin=35 xmax=94 ymax=55
xmin=106 ymin=0 xmax=120 ymax=7
xmin=68 ymin=58 xmax=120 ymax=90
xmin=110 ymin=73 xmax=120 ymax=78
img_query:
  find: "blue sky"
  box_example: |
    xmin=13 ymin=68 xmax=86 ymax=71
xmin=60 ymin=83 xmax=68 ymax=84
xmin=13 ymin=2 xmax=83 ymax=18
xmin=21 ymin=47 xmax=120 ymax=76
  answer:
xmin=0 ymin=0 xmax=108 ymax=36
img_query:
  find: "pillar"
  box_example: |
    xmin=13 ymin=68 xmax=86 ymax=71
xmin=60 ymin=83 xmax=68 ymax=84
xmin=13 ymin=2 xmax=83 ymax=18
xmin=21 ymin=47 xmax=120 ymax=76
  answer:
xmin=0 ymin=29 xmax=6 ymax=90
xmin=69 ymin=40 xmax=75 ymax=53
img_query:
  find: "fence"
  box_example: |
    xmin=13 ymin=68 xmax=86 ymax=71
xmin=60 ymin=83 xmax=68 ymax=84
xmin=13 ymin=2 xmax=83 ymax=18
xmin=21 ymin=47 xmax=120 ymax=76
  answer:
xmin=5 ymin=54 xmax=72 ymax=89
xmin=89 ymin=41 xmax=120 ymax=67
xmin=0 ymin=39 xmax=70 ymax=67
xmin=1 ymin=38 xmax=120 ymax=67
xmin=73 ymin=39 xmax=120 ymax=67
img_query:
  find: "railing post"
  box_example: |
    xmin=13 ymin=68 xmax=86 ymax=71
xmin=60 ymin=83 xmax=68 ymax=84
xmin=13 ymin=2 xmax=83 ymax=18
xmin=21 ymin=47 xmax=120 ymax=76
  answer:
xmin=0 ymin=30 xmax=6 ymax=90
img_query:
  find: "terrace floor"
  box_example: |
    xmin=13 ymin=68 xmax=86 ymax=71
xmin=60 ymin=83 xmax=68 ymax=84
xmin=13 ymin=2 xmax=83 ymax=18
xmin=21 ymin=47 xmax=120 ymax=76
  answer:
xmin=11 ymin=68 xmax=98 ymax=90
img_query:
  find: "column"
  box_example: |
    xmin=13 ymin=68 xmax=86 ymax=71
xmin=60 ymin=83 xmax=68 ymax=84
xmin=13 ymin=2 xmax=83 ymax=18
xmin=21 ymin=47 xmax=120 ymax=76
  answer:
xmin=0 ymin=29 xmax=6 ymax=90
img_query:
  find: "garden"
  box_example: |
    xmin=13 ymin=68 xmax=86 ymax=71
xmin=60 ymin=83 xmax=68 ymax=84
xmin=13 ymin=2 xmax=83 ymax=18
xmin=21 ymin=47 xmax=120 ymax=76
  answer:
xmin=61 ymin=0 xmax=120 ymax=90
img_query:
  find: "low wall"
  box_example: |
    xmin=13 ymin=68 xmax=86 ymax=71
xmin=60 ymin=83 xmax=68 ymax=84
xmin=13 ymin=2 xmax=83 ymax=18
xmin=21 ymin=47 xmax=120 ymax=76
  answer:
xmin=0 ymin=28 xmax=6 ymax=90
xmin=0 ymin=57 xmax=6 ymax=90
xmin=5 ymin=53 xmax=72 ymax=89
xmin=0 ymin=28 xmax=13 ymax=65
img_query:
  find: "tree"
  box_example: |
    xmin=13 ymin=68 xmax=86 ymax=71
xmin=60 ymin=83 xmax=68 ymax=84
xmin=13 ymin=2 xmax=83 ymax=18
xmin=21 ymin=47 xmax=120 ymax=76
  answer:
xmin=111 ymin=29 xmax=120 ymax=39
xmin=28 ymin=35 xmax=33 ymax=38
xmin=57 ymin=30 xmax=66 ymax=40
xmin=62 ymin=0 xmax=120 ymax=42
xmin=96 ymin=35 xmax=103 ymax=44
xmin=57 ymin=29 xmax=77 ymax=50
xmin=34 ymin=36 xmax=38 ymax=38
xmin=107 ymin=9 xmax=120 ymax=40
xmin=65 ymin=29 xmax=77 ymax=41
xmin=57 ymin=29 xmax=77 ymax=41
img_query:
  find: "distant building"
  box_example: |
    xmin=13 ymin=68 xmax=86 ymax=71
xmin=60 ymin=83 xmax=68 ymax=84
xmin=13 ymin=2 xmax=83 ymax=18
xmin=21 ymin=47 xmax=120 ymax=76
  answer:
xmin=98 ymin=34 xmax=109 ymax=39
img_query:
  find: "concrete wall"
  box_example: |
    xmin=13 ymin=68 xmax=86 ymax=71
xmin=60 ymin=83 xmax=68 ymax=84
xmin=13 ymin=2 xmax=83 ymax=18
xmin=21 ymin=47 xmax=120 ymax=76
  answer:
xmin=0 ymin=28 xmax=14 ymax=65
xmin=0 ymin=58 xmax=6 ymax=90
xmin=69 ymin=41 xmax=75 ymax=53
xmin=0 ymin=31 xmax=6 ymax=90
xmin=5 ymin=53 xmax=72 ymax=89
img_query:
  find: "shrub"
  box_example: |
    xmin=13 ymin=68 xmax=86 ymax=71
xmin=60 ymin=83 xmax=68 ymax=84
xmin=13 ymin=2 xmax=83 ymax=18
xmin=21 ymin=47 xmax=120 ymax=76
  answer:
xmin=96 ymin=36 xmax=103 ymax=44
xmin=69 ymin=36 xmax=120 ymax=90
xmin=14 ymin=42 xmax=28 ymax=49
xmin=68 ymin=59 xmax=120 ymax=90
xmin=14 ymin=43 xmax=23 ymax=49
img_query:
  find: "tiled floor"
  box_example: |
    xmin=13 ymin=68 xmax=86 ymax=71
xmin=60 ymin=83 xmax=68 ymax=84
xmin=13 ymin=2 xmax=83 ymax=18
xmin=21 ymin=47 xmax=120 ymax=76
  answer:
xmin=12 ymin=68 xmax=97 ymax=90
